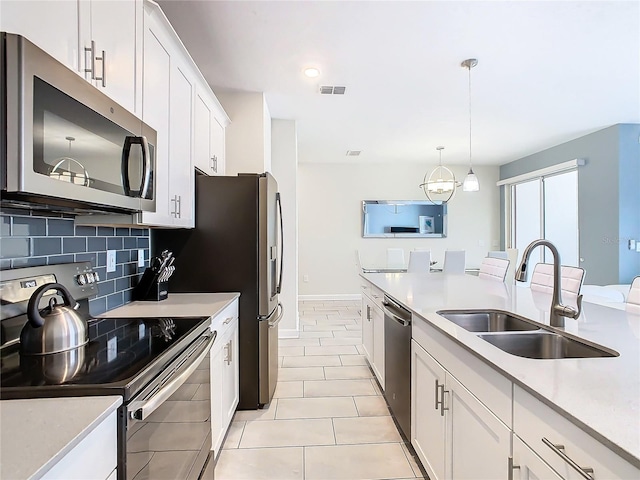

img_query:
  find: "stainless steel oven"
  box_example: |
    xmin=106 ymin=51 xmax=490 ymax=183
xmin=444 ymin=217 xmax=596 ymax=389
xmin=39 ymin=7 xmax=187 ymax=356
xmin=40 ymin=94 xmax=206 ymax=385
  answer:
xmin=0 ymin=263 xmax=215 ymax=479
xmin=0 ymin=32 xmax=156 ymax=214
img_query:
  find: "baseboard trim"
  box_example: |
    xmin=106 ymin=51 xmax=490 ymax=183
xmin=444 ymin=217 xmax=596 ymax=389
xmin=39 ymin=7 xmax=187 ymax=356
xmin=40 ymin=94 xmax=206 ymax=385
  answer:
xmin=278 ymin=328 xmax=300 ymax=339
xmin=298 ymin=294 xmax=361 ymax=301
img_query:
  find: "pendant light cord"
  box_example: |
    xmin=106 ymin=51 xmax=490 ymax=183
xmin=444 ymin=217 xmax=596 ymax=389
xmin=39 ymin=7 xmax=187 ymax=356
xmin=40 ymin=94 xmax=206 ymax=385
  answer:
xmin=468 ymin=64 xmax=473 ymax=171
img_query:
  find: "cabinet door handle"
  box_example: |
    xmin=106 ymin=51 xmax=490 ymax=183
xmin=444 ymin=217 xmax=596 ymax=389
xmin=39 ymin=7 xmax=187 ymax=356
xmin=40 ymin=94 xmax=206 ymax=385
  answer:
xmin=434 ymin=380 xmax=448 ymax=416
xmin=94 ymin=48 xmax=106 ymax=87
xmin=223 ymin=316 xmax=233 ymax=325
xmin=176 ymin=195 xmax=181 ymax=218
xmin=211 ymin=155 xmax=217 ymax=173
xmin=508 ymin=456 xmax=520 ymax=480
xmin=542 ymin=438 xmax=594 ymax=479
xmin=366 ymin=304 xmax=371 ymax=321
xmin=84 ymin=41 xmax=96 ymax=79
xmin=225 ymin=340 xmax=232 ymax=365
xmin=170 ymin=196 xmax=177 ymax=217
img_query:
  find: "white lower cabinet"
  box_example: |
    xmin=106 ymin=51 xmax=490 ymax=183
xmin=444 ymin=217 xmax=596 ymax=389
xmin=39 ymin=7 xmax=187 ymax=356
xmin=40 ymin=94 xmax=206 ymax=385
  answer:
xmin=42 ymin=410 xmax=117 ymax=480
xmin=411 ymin=339 xmax=446 ymax=480
xmin=411 ymin=339 xmax=509 ymax=480
xmin=360 ymin=280 xmax=384 ymax=389
xmin=513 ymin=385 xmax=640 ymax=480
xmin=447 ymin=373 xmax=510 ymax=479
xmin=512 ymin=434 xmax=563 ymax=480
xmin=210 ymin=300 xmax=240 ymax=458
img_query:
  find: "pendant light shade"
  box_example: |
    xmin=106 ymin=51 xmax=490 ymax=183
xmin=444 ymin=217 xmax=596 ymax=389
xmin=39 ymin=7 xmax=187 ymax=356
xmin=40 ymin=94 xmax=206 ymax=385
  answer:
xmin=461 ymin=58 xmax=480 ymax=192
xmin=420 ymin=146 xmax=458 ymax=203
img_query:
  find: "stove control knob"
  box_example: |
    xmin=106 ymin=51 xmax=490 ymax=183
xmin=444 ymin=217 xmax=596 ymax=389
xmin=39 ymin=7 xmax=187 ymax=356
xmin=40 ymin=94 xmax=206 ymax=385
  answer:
xmin=86 ymin=272 xmax=95 ymax=283
xmin=76 ymin=274 xmax=87 ymax=285
xmin=93 ymin=271 xmax=100 ymax=282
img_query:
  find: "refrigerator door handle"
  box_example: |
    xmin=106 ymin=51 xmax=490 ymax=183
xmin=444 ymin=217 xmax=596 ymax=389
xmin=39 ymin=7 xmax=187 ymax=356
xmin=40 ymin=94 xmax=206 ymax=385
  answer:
xmin=268 ymin=303 xmax=284 ymax=329
xmin=276 ymin=192 xmax=284 ymax=294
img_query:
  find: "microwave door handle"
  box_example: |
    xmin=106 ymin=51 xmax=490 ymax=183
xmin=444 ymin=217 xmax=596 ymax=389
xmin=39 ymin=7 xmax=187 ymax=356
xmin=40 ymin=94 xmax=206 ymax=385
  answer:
xmin=121 ymin=136 xmax=134 ymax=196
xmin=139 ymin=136 xmax=151 ymax=199
xmin=276 ymin=192 xmax=284 ymax=294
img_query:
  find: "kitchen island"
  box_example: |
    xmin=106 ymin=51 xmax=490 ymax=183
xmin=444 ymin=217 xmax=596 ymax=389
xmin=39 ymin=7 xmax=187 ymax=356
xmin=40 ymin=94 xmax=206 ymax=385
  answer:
xmin=0 ymin=396 xmax=122 ymax=479
xmin=361 ymin=272 xmax=639 ymax=477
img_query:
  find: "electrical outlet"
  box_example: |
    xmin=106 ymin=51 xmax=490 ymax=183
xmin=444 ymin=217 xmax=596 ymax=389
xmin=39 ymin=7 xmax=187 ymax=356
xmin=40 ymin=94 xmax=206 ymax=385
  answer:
xmin=107 ymin=337 xmax=118 ymax=362
xmin=106 ymin=250 xmax=116 ymax=273
xmin=138 ymin=249 xmax=145 ymax=267
xmin=303 ymin=275 xmax=309 ymax=283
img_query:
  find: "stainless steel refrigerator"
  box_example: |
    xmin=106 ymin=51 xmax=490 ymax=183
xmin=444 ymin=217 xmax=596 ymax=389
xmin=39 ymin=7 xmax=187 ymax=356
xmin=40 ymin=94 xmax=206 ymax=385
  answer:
xmin=152 ymin=172 xmax=283 ymax=409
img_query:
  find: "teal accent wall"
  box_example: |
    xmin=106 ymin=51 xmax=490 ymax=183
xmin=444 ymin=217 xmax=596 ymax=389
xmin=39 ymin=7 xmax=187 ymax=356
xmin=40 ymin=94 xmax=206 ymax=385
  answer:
xmin=499 ymin=124 xmax=639 ymax=285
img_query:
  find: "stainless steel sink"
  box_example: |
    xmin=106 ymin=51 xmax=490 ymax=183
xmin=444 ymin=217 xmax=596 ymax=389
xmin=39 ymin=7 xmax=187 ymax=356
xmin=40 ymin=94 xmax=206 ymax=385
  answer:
xmin=436 ymin=310 xmax=540 ymax=332
xmin=477 ymin=332 xmax=618 ymax=359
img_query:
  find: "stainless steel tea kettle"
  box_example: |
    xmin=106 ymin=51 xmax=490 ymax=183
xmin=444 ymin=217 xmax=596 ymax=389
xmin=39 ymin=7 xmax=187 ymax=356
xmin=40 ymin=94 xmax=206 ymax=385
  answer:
xmin=21 ymin=283 xmax=89 ymax=355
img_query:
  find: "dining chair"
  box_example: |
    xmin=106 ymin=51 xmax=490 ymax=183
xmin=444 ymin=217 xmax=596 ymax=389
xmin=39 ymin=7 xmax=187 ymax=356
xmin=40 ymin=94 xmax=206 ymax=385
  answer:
xmin=626 ymin=276 xmax=640 ymax=314
xmin=386 ymin=248 xmax=405 ymax=269
xmin=443 ymin=250 xmax=465 ymax=274
xmin=529 ymin=263 xmax=585 ymax=296
xmin=487 ymin=251 xmax=509 ymax=260
xmin=407 ymin=250 xmax=431 ymax=273
xmin=478 ymin=257 xmax=510 ymax=282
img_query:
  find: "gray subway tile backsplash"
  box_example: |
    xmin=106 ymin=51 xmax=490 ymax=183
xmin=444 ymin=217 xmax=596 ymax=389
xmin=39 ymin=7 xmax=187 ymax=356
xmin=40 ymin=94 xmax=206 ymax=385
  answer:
xmin=1 ymin=208 xmax=149 ymax=316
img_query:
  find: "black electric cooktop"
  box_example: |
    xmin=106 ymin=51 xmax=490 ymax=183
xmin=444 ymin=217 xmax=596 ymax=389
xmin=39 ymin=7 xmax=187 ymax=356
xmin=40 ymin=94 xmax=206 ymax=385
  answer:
xmin=0 ymin=316 xmax=210 ymax=400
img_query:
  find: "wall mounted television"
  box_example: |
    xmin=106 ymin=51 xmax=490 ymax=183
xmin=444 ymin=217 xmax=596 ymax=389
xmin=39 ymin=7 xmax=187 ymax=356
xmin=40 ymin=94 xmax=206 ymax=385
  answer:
xmin=361 ymin=200 xmax=447 ymax=238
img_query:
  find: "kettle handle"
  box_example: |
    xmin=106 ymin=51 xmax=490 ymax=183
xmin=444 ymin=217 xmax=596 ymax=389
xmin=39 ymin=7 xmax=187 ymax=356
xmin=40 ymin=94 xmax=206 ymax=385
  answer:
xmin=27 ymin=283 xmax=77 ymax=328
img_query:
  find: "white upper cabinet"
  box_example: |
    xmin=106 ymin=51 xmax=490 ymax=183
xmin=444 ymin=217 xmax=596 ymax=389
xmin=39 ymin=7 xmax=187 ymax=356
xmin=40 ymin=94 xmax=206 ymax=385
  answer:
xmin=1 ymin=0 xmax=142 ymax=115
xmin=137 ymin=2 xmax=194 ymax=228
xmin=78 ymin=0 xmax=142 ymax=113
xmin=0 ymin=0 xmax=80 ymax=71
xmin=195 ymin=85 xmax=229 ymax=176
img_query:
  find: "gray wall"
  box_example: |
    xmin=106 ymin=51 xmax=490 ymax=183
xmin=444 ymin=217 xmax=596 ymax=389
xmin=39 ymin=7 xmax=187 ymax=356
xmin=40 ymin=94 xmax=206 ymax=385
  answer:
xmin=499 ymin=124 xmax=640 ymax=285
xmin=0 ymin=207 xmax=150 ymax=315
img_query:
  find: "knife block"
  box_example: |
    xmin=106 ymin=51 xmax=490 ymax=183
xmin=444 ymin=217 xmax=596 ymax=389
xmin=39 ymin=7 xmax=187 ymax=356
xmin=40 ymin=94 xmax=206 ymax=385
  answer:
xmin=133 ymin=267 xmax=168 ymax=301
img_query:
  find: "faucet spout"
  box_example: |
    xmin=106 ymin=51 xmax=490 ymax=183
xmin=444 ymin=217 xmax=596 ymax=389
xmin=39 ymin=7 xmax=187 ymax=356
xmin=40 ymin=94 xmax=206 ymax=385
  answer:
xmin=514 ymin=239 xmax=582 ymax=328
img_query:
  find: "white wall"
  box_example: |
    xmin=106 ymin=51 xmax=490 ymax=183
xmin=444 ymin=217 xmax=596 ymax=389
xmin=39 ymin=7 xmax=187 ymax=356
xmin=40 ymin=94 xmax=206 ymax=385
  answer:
xmin=298 ymin=163 xmax=501 ymax=296
xmin=271 ymin=119 xmax=299 ymax=338
xmin=216 ymin=91 xmax=271 ymax=174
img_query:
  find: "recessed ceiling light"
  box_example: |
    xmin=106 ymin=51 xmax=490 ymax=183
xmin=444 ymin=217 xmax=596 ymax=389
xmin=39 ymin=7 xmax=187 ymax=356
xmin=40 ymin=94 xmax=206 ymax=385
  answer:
xmin=304 ymin=67 xmax=320 ymax=78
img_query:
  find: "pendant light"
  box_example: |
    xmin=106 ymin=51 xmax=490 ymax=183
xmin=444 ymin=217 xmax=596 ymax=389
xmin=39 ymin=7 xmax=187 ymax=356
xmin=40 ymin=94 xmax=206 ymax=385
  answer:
xmin=420 ymin=146 xmax=458 ymax=203
xmin=461 ymin=58 xmax=480 ymax=192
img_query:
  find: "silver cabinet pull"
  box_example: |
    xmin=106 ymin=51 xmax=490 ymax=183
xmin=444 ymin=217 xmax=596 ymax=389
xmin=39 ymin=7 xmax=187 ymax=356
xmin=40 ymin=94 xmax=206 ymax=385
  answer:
xmin=170 ymin=195 xmax=177 ymax=217
xmin=223 ymin=316 xmax=233 ymax=325
xmin=225 ymin=340 xmax=232 ymax=365
xmin=366 ymin=304 xmax=371 ymax=321
xmin=508 ymin=456 xmax=521 ymax=480
xmin=435 ymin=379 xmax=448 ymax=415
xmin=176 ymin=195 xmax=181 ymax=218
xmin=95 ymin=48 xmax=106 ymax=87
xmin=542 ymin=438 xmax=594 ymax=479
xmin=84 ymin=40 xmax=96 ymax=78
xmin=211 ymin=155 xmax=218 ymax=173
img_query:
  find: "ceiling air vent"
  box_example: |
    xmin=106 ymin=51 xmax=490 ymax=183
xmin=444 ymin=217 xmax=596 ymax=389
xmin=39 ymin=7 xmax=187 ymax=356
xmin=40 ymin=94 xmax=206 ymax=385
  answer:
xmin=319 ymin=85 xmax=347 ymax=95
xmin=346 ymin=150 xmax=361 ymax=156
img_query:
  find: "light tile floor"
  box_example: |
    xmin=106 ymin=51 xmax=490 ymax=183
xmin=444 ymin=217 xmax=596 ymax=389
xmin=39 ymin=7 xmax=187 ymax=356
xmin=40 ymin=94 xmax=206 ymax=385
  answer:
xmin=214 ymin=300 xmax=426 ymax=480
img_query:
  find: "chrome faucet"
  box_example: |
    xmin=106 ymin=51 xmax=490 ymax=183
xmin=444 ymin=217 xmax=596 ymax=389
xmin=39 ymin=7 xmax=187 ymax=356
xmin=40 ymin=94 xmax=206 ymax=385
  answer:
xmin=515 ymin=239 xmax=583 ymax=328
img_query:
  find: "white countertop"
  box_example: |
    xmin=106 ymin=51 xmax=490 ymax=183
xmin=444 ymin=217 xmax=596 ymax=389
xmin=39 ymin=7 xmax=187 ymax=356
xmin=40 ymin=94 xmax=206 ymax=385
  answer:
xmin=0 ymin=396 xmax=122 ymax=480
xmin=97 ymin=292 xmax=239 ymax=319
xmin=362 ymin=272 xmax=640 ymax=467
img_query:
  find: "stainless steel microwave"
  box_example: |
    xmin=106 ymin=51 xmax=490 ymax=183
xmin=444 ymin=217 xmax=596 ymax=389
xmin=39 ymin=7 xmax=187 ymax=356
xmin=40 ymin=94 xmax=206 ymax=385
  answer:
xmin=1 ymin=32 xmax=156 ymax=214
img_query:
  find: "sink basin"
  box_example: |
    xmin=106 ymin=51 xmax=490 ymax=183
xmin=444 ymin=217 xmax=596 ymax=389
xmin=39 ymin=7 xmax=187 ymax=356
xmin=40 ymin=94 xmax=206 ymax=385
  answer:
xmin=437 ymin=310 xmax=540 ymax=332
xmin=477 ymin=332 xmax=618 ymax=359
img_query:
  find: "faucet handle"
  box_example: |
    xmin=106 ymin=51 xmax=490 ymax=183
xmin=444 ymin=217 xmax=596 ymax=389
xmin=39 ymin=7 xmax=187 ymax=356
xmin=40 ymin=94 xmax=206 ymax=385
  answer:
xmin=555 ymin=294 xmax=583 ymax=320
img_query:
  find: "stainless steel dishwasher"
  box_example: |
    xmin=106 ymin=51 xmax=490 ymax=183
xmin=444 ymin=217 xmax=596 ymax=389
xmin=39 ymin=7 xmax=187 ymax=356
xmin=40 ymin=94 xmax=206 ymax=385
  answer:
xmin=382 ymin=295 xmax=412 ymax=440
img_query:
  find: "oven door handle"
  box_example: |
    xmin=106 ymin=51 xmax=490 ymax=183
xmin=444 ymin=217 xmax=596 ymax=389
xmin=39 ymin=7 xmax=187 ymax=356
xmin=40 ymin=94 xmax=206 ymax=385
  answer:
xmin=130 ymin=331 xmax=216 ymax=421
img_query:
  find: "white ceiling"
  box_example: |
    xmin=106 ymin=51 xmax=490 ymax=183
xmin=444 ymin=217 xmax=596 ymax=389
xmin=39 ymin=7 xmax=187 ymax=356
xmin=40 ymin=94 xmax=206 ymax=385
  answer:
xmin=157 ymin=0 xmax=639 ymax=166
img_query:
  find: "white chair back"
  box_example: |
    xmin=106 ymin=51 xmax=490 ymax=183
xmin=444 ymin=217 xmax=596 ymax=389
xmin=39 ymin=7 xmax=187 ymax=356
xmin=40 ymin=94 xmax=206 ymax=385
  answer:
xmin=386 ymin=248 xmax=405 ymax=269
xmin=478 ymin=257 xmax=510 ymax=282
xmin=407 ymin=250 xmax=431 ymax=273
xmin=529 ymin=263 xmax=584 ymax=296
xmin=627 ymin=276 xmax=640 ymax=314
xmin=487 ymin=251 xmax=509 ymax=260
xmin=443 ymin=250 xmax=465 ymax=274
